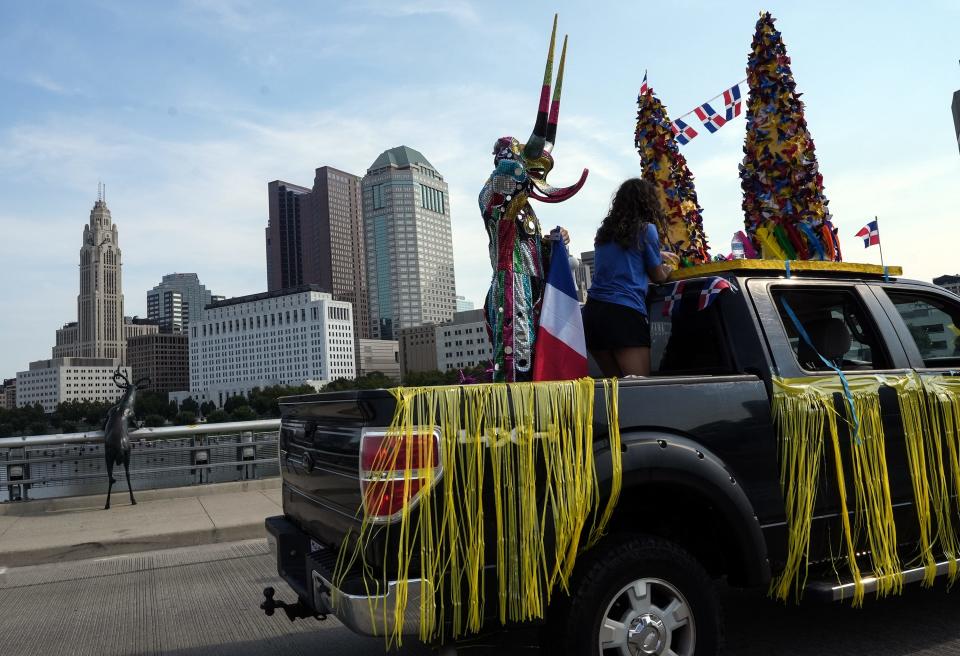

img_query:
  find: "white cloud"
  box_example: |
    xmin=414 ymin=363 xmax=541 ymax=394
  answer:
xmin=357 ymin=0 xmax=479 ymax=24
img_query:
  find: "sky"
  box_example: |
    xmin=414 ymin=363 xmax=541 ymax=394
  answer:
xmin=1 ymin=0 xmax=959 ymax=378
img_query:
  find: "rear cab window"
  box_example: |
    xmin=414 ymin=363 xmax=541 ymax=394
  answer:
xmin=881 ymin=288 xmax=960 ymax=369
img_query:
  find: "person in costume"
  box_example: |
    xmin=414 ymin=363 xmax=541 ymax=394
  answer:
xmin=481 ymin=16 xmax=588 ymax=383
xmin=582 ymin=178 xmax=678 ymax=377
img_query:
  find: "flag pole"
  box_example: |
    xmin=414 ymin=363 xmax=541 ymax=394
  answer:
xmin=875 ymin=215 xmax=888 ymax=280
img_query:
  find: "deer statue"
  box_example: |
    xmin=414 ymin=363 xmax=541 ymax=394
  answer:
xmin=103 ymin=367 xmax=149 ymax=510
xmin=480 ymin=14 xmax=588 ymax=382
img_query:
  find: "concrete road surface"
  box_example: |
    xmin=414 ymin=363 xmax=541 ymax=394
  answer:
xmin=3 ymin=539 xmax=960 ymax=655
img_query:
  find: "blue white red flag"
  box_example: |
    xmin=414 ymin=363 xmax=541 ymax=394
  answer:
xmin=671 ymin=119 xmax=698 ymax=145
xmin=855 ymin=220 xmax=880 ymax=247
xmin=533 ymin=237 xmax=587 ymax=381
xmin=662 ymin=281 xmax=686 ymax=317
xmin=722 ymin=84 xmax=743 ymax=121
xmin=694 ymin=102 xmax=727 ymax=133
xmin=639 ymin=71 xmax=649 ymax=97
xmin=698 ymin=277 xmax=733 ymax=311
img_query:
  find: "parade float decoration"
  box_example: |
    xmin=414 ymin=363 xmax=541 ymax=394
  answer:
xmin=740 ymin=12 xmax=841 ymax=261
xmin=479 ymin=15 xmax=589 ymax=383
xmin=333 ymin=379 xmax=622 ymax=645
xmin=635 ymin=84 xmax=710 ymax=266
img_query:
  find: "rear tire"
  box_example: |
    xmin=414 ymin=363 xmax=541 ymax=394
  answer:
xmin=547 ymin=534 xmax=722 ymax=656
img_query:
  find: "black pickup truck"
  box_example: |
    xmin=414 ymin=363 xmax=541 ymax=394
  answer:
xmin=263 ymin=263 xmax=960 ymax=655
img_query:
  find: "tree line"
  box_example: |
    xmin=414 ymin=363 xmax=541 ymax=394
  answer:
xmin=0 ymin=368 xmax=488 ymax=437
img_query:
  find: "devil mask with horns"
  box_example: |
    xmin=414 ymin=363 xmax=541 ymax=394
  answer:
xmin=480 ymin=16 xmax=588 ymax=383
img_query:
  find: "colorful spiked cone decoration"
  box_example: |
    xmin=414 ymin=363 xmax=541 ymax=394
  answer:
xmin=740 ymin=12 xmax=841 ymax=261
xmin=635 ymin=88 xmax=710 ymax=266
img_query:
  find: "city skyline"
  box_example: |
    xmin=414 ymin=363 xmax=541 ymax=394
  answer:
xmin=1 ymin=1 xmax=959 ymax=377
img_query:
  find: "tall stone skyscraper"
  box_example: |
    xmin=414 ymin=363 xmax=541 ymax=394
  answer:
xmin=147 ymin=273 xmax=215 ymax=334
xmin=265 ymin=166 xmax=369 ymax=342
xmin=362 ymin=146 xmax=456 ymax=340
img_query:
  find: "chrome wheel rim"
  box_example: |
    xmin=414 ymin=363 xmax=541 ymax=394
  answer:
xmin=598 ymin=578 xmax=695 ymax=656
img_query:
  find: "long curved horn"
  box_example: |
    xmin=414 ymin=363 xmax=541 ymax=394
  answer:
xmin=523 ymin=14 xmax=558 ymax=159
xmin=543 ymin=34 xmax=567 ymax=153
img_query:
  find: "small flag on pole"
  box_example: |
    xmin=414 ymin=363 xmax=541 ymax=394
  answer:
xmin=671 ymin=119 xmax=698 ymax=145
xmin=639 ymin=71 xmax=649 ymax=97
xmin=532 ymin=235 xmax=588 ymax=381
xmin=855 ymin=220 xmax=880 ymax=248
xmin=722 ymin=84 xmax=743 ymax=121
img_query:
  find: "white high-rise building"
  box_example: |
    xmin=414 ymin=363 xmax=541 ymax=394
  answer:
xmin=181 ymin=285 xmax=355 ymax=406
xmin=16 ymin=358 xmax=131 ymax=413
xmin=52 ymin=187 xmax=126 ymax=362
xmin=362 ymin=146 xmax=456 ymax=340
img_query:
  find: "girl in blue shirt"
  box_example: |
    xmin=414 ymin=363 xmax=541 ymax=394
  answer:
xmin=583 ymin=178 xmax=678 ymax=377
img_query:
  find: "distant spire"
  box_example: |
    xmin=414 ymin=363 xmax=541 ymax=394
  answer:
xmin=97 ymin=181 xmax=103 ymax=203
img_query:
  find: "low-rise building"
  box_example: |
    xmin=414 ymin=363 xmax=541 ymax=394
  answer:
xmin=934 ymin=274 xmax=960 ymax=297
xmin=16 ymin=358 xmax=129 ymax=413
xmin=127 ymin=333 xmax=189 ymax=394
xmin=356 ymin=339 xmax=400 ymax=381
xmin=397 ymin=324 xmax=438 ymax=380
xmin=435 ymin=309 xmax=492 ymax=373
xmin=181 ymin=285 xmax=355 ymax=407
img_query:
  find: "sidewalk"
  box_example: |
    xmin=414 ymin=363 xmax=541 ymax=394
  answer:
xmin=0 ymin=478 xmax=281 ymax=568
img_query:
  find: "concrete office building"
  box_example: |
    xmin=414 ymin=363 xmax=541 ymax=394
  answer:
xmin=435 ymin=310 xmax=492 ymax=373
xmin=127 ymin=333 xmax=189 ymax=394
xmin=1 ymin=378 xmax=15 ymax=410
xmin=265 ymin=167 xmax=370 ymax=357
xmin=397 ymin=324 xmax=438 ymax=379
xmin=456 ymin=296 xmax=475 ymax=312
xmin=16 ymin=358 xmax=131 ymax=413
xmin=356 ymin=339 xmax=400 ymax=381
xmin=53 ymin=188 xmax=126 ymax=362
xmin=147 ymin=273 xmax=215 ymax=334
xmin=181 ymin=285 xmax=355 ymax=407
xmin=934 ymin=274 xmax=960 ymax=297
xmin=362 ymin=146 xmax=456 ymax=340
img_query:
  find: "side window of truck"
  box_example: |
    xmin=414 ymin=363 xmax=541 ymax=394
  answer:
xmin=885 ymin=290 xmax=960 ymax=368
xmin=648 ymin=287 xmax=733 ymax=375
xmin=772 ymin=287 xmax=890 ymax=372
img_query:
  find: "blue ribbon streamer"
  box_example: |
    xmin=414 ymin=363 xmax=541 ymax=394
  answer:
xmin=779 ymin=298 xmax=861 ymax=444
xmin=797 ymin=223 xmax=826 ymax=261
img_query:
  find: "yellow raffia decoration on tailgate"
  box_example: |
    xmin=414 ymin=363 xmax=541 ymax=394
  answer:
xmin=772 ymin=373 xmax=960 ymax=606
xmin=334 ymin=378 xmax=622 ymax=647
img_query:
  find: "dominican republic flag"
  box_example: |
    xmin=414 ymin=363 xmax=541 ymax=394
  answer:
xmin=671 ymin=119 xmax=698 ymax=145
xmin=698 ymin=277 xmax=733 ymax=310
xmin=662 ymin=281 xmax=686 ymax=317
xmin=694 ymin=102 xmax=727 ymax=133
xmin=722 ymin=84 xmax=743 ymax=121
xmin=855 ymin=220 xmax=880 ymax=247
xmin=532 ymin=237 xmax=587 ymax=381
xmin=639 ymin=71 xmax=649 ymax=97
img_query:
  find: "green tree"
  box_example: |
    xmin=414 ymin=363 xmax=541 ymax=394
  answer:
xmin=174 ymin=411 xmax=197 ymax=425
xmin=199 ymin=401 xmax=217 ymax=417
xmin=180 ymin=397 xmax=199 ymax=414
xmin=230 ymin=405 xmax=257 ymax=422
xmin=223 ymin=394 xmax=249 ymax=413
xmin=144 ymin=414 xmax=166 ymax=427
xmin=206 ymin=409 xmax=231 ymax=423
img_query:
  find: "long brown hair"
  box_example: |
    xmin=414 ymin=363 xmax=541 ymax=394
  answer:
xmin=595 ymin=178 xmax=667 ymax=249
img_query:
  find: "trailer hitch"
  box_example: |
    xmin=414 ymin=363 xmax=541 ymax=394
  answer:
xmin=260 ymin=586 xmax=326 ymax=622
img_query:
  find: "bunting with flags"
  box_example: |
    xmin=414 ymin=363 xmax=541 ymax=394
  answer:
xmin=671 ymin=118 xmax=699 ymax=145
xmin=669 ymin=80 xmax=748 ymax=146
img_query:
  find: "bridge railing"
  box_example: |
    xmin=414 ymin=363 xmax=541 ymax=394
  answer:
xmin=0 ymin=419 xmax=281 ymax=502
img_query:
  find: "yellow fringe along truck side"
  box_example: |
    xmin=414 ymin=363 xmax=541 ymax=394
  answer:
xmin=771 ymin=373 xmax=960 ymax=605
xmin=334 ymin=378 xmax=622 ymax=646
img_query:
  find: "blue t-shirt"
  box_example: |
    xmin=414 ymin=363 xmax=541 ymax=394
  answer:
xmin=587 ymin=223 xmax=663 ymax=316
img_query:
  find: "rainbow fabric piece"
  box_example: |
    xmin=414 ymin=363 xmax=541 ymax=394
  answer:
xmin=334 ymin=378 xmax=622 ymax=646
xmin=772 ymin=373 xmax=960 ymax=606
xmin=635 ymin=88 xmax=710 ymax=266
xmin=740 ymin=12 xmax=840 ymax=262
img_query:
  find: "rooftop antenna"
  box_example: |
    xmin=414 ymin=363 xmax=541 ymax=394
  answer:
xmin=97 ymin=181 xmax=103 ymax=203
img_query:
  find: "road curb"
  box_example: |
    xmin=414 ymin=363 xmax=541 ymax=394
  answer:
xmin=0 ymin=520 xmax=269 ymax=568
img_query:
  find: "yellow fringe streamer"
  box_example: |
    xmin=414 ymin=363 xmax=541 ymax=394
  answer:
xmin=772 ymin=373 xmax=960 ymax=605
xmin=335 ymin=378 xmax=622 ymax=647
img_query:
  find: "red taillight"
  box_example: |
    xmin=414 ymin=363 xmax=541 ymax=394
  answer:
xmin=359 ymin=428 xmax=441 ymax=520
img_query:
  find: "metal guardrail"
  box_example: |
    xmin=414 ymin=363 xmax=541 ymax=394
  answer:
xmin=1 ymin=419 xmax=282 ymax=502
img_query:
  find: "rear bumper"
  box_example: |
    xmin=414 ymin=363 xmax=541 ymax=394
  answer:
xmin=265 ymin=515 xmax=425 ymax=636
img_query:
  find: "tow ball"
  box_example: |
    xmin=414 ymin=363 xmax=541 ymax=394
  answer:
xmin=260 ymin=586 xmax=326 ymax=622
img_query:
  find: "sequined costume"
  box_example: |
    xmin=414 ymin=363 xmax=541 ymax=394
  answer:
xmin=480 ymin=16 xmax=588 ymax=382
